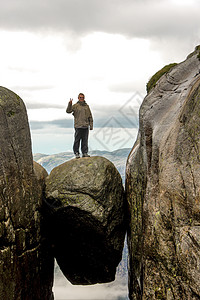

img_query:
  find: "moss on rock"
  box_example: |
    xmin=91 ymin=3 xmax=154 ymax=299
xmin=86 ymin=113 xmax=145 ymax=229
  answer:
xmin=146 ymin=63 xmax=177 ymax=93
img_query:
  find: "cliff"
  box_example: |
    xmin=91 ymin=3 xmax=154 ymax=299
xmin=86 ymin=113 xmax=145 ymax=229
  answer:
xmin=0 ymin=87 xmax=54 ymax=300
xmin=126 ymin=46 xmax=200 ymax=299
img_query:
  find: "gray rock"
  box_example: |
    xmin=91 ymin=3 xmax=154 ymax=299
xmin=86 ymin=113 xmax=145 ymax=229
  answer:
xmin=0 ymin=87 xmax=54 ymax=300
xmin=126 ymin=47 xmax=200 ymax=299
xmin=45 ymin=156 xmax=126 ymax=285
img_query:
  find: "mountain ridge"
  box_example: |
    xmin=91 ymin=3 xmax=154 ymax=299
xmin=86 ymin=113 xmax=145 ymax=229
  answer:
xmin=33 ymin=148 xmax=131 ymax=184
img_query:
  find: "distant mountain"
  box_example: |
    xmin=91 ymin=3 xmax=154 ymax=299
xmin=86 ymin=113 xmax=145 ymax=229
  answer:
xmin=33 ymin=148 xmax=131 ymax=184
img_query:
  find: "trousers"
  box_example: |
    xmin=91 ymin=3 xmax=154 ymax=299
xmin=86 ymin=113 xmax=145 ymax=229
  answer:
xmin=73 ymin=128 xmax=89 ymax=154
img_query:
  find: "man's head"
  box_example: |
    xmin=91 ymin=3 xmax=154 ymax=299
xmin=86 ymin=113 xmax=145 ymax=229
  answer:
xmin=78 ymin=93 xmax=85 ymax=102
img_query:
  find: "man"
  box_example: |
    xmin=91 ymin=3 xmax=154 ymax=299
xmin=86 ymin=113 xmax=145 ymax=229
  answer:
xmin=66 ymin=93 xmax=93 ymax=158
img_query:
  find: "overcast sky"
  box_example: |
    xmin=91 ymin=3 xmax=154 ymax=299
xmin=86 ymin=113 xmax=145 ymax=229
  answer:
xmin=1 ymin=0 xmax=200 ymax=153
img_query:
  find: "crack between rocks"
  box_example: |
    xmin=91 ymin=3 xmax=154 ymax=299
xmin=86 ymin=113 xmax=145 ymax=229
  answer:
xmin=187 ymin=231 xmax=200 ymax=251
xmin=17 ymin=244 xmax=40 ymax=258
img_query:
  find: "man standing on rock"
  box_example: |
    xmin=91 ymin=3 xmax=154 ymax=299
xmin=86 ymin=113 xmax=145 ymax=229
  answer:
xmin=66 ymin=93 xmax=93 ymax=158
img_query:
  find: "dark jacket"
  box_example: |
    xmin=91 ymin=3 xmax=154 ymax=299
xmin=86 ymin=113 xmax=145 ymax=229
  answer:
xmin=66 ymin=101 xmax=93 ymax=129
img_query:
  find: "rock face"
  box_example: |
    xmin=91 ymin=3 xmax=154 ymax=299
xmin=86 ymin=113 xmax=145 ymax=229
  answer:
xmin=45 ymin=156 xmax=126 ymax=285
xmin=126 ymin=47 xmax=200 ymax=299
xmin=0 ymin=87 xmax=54 ymax=300
xmin=33 ymin=160 xmax=48 ymax=188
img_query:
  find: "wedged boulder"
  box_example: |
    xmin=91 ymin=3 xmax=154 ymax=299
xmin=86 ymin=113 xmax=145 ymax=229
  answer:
xmin=0 ymin=87 xmax=54 ymax=300
xmin=126 ymin=46 xmax=200 ymax=299
xmin=45 ymin=156 xmax=126 ymax=285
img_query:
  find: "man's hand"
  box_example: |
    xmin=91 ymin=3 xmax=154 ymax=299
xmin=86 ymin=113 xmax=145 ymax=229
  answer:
xmin=69 ymin=98 xmax=73 ymax=103
xmin=90 ymin=127 xmax=93 ymax=130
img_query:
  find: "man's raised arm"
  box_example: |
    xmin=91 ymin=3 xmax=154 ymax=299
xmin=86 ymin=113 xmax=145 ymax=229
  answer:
xmin=66 ymin=98 xmax=73 ymax=113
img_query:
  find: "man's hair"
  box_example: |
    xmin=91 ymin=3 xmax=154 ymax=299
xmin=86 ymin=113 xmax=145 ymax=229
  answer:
xmin=78 ymin=93 xmax=85 ymax=98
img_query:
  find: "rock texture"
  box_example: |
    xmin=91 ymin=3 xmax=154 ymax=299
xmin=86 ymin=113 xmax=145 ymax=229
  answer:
xmin=126 ymin=47 xmax=200 ymax=299
xmin=33 ymin=160 xmax=48 ymax=189
xmin=45 ymin=156 xmax=126 ymax=285
xmin=0 ymin=87 xmax=54 ymax=300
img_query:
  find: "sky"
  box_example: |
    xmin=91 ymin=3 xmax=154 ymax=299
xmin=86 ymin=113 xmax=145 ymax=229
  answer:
xmin=1 ymin=0 xmax=200 ymax=154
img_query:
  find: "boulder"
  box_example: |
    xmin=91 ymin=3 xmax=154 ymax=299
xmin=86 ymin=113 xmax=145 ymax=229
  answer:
xmin=0 ymin=87 xmax=54 ymax=300
xmin=45 ymin=156 xmax=126 ymax=285
xmin=126 ymin=46 xmax=200 ymax=299
xmin=33 ymin=160 xmax=48 ymax=188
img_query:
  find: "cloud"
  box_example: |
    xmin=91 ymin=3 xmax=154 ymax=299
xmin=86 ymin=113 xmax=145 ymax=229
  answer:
xmin=53 ymin=264 xmax=128 ymax=300
xmin=30 ymin=102 xmax=140 ymax=130
xmin=108 ymin=81 xmax=146 ymax=94
xmin=30 ymin=119 xmax=73 ymax=130
xmin=53 ymin=281 xmax=128 ymax=300
xmin=8 ymin=66 xmax=39 ymax=73
xmin=26 ymin=102 xmax=65 ymax=109
xmin=12 ymin=85 xmax=54 ymax=91
xmin=1 ymin=0 xmax=200 ymax=41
